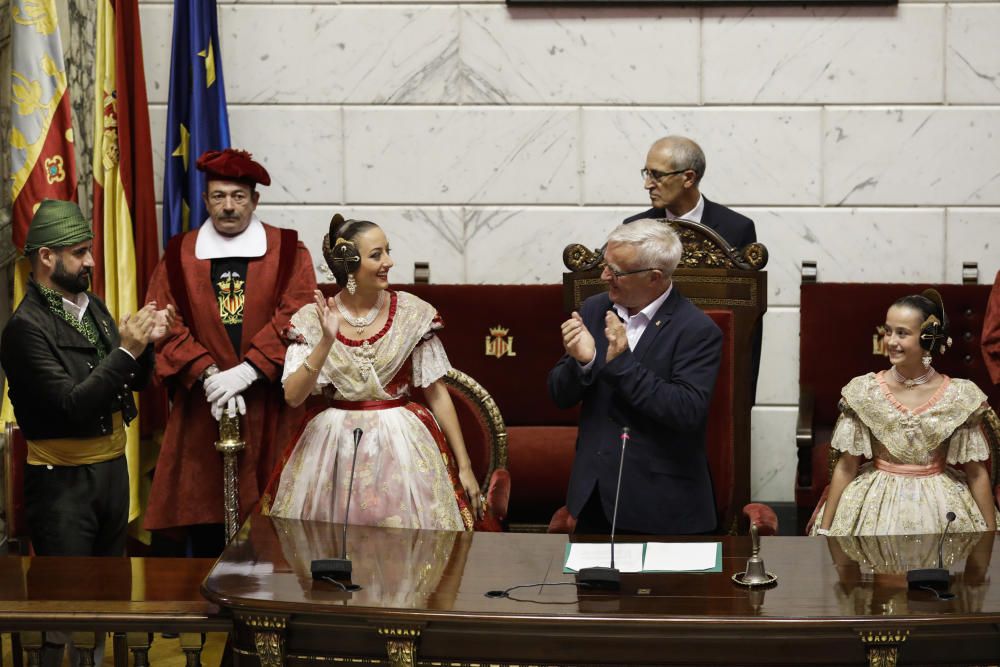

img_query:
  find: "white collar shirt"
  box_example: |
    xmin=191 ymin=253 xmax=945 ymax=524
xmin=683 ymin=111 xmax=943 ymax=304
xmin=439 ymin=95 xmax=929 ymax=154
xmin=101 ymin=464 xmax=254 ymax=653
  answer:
xmin=611 ymin=283 xmax=673 ymax=352
xmin=666 ymin=194 xmax=705 ymax=224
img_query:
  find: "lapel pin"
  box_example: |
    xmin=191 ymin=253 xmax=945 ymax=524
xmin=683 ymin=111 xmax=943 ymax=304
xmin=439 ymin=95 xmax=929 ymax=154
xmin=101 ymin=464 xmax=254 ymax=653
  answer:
xmin=655 ymin=320 xmax=662 ymax=327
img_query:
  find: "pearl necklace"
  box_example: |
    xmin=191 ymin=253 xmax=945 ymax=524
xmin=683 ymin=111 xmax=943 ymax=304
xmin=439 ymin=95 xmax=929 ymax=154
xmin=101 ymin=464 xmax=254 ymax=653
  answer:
xmin=335 ymin=291 xmax=385 ymax=336
xmin=890 ymin=365 xmax=935 ymax=390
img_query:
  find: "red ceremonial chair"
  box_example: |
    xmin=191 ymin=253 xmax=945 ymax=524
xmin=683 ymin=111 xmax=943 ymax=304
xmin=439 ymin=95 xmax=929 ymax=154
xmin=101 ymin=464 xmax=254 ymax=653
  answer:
xmin=3 ymin=421 xmax=30 ymax=555
xmin=551 ymin=218 xmax=768 ymax=535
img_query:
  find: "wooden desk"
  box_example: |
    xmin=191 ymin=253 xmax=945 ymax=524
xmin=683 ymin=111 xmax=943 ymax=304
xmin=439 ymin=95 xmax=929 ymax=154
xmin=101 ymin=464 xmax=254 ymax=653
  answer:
xmin=0 ymin=557 xmax=229 ymax=666
xmin=203 ymin=515 xmax=1000 ymax=667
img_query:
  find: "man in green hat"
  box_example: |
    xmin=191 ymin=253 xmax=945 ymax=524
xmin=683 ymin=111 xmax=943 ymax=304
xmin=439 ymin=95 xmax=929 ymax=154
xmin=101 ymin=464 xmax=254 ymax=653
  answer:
xmin=0 ymin=199 xmax=172 ymax=559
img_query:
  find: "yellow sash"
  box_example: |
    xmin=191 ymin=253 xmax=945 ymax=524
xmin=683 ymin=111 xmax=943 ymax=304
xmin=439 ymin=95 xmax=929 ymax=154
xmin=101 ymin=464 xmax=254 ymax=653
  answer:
xmin=27 ymin=412 xmax=126 ymax=466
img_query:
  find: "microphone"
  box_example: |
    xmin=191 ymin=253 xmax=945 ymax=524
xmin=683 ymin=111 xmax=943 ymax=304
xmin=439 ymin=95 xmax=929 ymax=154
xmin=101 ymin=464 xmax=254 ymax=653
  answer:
xmin=577 ymin=426 xmax=630 ymax=591
xmin=311 ymin=428 xmax=364 ymax=583
xmin=906 ymin=511 xmax=956 ymax=593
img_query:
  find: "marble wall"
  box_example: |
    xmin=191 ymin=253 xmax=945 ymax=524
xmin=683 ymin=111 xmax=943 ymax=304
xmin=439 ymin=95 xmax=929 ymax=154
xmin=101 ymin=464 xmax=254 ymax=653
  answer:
xmin=137 ymin=0 xmax=1000 ymax=504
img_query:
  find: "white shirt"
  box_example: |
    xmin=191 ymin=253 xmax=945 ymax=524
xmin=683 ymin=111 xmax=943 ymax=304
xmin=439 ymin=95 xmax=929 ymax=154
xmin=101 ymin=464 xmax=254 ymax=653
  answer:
xmin=195 ymin=214 xmax=267 ymax=259
xmin=666 ymin=195 xmax=704 ymax=224
xmin=580 ymin=283 xmax=673 ymax=371
xmin=61 ymin=292 xmax=90 ymax=322
xmin=62 ymin=290 xmax=136 ymax=359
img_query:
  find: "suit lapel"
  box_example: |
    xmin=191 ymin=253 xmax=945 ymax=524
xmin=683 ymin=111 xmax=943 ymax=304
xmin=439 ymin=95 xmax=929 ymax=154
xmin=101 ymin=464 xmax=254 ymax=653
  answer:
xmin=631 ymin=288 xmax=680 ymax=363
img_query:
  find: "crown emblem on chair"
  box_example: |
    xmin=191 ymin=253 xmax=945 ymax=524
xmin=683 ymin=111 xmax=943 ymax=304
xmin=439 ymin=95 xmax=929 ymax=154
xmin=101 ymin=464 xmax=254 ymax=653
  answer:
xmin=485 ymin=326 xmax=517 ymax=359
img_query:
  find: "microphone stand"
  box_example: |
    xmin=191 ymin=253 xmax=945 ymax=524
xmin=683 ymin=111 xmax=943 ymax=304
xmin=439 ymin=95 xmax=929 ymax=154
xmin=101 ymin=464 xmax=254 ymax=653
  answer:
xmin=312 ymin=428 xmax=364 ymax=582
xmin=578 ymin=427 xmax=630 ymax=591
xmin=906 ymin=511 xmax=956 ymax=592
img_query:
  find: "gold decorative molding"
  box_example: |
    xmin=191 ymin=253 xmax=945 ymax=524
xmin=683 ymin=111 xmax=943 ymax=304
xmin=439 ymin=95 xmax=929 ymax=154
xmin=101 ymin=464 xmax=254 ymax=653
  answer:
xmin=859 ymin=629 xmax=909 ymax=667
xmin=444 ymin=369 xmax=508 ymax=484
xmin=377 ymin=627 xmax=422 ymax=667
xmin=244 ymin=614 xmax=288 ymax=667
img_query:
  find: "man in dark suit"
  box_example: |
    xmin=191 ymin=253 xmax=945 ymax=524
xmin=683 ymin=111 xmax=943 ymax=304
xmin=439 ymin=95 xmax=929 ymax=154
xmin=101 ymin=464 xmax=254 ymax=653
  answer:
xmin=549 ymin=220 xmax=722 ymax=535
xmin=624 ymin=135 xmax=756 ymax=250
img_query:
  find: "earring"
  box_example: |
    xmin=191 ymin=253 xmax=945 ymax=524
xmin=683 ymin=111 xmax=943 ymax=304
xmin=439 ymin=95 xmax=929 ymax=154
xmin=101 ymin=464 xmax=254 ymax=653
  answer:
xmin=346 ymin=273 xmax=357 ymax=295
xmin=922 ymin=350 xmax=932 ymax=369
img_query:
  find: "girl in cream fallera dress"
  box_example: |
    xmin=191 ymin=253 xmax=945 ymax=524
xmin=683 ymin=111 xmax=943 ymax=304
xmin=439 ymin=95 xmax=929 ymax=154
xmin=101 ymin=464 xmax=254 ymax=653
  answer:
xmin=811 ymin=372 xmax=997 ymax=535
xmin=813 ymin=289 xmax=998 ymax=537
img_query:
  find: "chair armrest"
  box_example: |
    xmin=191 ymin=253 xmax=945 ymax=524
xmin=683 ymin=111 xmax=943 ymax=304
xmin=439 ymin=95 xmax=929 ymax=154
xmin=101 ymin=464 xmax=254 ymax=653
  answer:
xmin=796 ymin=386 xmax=816 ymax=491
xmin=742 ymin=503 xmax=778 ymax=536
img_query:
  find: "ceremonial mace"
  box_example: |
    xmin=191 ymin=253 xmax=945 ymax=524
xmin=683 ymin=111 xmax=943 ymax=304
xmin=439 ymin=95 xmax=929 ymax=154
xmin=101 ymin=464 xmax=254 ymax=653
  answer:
xmin=215 ymin=408 xmax=246 ymax=543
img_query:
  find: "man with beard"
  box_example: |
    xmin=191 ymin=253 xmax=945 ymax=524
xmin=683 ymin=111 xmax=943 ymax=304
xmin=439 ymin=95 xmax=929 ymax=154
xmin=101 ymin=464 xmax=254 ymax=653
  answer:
xmin=1 ymin=199 xmax=168 ymax=556
xmin=145 ymin=148 xmax=316 ymax=556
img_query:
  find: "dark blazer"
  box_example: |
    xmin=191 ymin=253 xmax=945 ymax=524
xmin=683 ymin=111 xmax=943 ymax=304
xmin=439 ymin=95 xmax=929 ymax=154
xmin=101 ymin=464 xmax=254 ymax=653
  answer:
xmin=548 ymin=287 xmax=722 ymax=534
xmin=623 ymin=197 xmax=756 ymax=250
xmin=0 ymin=281 xmax=153 ymax=441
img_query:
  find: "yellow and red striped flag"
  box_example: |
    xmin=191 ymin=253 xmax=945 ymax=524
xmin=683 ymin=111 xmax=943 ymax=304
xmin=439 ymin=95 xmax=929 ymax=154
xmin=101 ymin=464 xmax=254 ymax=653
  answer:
xmin=93 ymin=0 xmax=159 ymax=524
xmin=3 ymin=0 xmax=79 ymax=425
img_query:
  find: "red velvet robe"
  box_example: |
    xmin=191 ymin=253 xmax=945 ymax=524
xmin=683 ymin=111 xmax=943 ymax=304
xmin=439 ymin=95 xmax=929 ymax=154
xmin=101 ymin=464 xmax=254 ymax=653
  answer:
xmin=144 ymin=223 xmax=317 ymax=530
xmin=984 ymin=269 xmax=1000 ymax=385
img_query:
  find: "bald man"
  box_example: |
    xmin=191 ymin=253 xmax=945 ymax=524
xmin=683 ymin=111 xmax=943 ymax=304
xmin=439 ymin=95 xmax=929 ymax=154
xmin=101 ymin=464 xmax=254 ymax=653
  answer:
xmin=624 ymin=136 xmax=756 ymax=250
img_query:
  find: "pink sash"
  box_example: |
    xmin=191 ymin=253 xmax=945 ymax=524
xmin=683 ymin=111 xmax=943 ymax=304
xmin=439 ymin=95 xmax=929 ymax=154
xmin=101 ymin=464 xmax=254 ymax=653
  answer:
xmin=873 ymin=456 xmax=945 ymax=478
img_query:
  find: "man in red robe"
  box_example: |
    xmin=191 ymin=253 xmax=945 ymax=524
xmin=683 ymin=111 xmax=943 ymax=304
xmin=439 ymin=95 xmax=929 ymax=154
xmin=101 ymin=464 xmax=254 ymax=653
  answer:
xmin=984 ymin=269 xmax=1000 ymax=385
xmin=145 ymin=148 xmax=316 ymax=555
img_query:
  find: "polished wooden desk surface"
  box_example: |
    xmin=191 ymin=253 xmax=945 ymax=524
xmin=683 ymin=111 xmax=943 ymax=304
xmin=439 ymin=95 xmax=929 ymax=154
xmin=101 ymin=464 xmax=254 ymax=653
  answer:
xmin=0 ymin=556 xmax=225 ymax=628
xmin=204 ymin=515 xmax=999 ymax=624
xmin=202 ymin=515 xmax=1000 ymax=666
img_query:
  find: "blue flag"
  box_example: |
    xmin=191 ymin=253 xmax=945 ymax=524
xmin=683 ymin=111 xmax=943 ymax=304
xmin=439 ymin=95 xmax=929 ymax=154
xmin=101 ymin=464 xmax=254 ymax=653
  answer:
xmin=162 ymin=0 xmax=230 ymax=245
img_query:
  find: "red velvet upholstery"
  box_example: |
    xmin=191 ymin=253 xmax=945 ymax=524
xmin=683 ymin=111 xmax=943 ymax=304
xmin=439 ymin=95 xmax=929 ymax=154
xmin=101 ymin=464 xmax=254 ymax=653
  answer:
xmin=742 ymin=503 xmax=779 ymax=536
xmin=797 ymin=283 xmax=999 ymax=524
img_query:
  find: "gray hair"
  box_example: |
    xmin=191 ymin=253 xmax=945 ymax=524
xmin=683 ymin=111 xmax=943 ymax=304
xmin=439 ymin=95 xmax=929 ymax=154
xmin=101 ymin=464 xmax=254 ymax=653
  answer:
xmin=606 ymin=219 xmax=682 ymax=277
xmin=655 ymin=135 xmax=706 ymax=184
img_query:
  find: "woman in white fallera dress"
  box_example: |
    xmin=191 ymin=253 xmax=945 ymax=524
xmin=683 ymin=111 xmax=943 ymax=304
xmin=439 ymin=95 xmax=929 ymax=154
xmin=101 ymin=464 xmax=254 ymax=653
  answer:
xmin=263 ymin=216 xmax=482 ymax=530
xmin=813 ymin=290 xmax=998 ymax=537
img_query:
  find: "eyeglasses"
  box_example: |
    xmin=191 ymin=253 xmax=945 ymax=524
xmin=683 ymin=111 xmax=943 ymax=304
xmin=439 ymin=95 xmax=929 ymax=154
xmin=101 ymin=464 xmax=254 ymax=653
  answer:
xmin=641 ymin=168 xmax=687 ymax=183
xmin=602 ymin=263 xmax=659 ymax=279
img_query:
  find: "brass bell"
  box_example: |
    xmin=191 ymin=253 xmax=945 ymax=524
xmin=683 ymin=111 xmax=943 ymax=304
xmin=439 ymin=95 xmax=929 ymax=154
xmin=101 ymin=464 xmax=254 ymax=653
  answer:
xmin=733 ymin=523 xmax=778 ymax=587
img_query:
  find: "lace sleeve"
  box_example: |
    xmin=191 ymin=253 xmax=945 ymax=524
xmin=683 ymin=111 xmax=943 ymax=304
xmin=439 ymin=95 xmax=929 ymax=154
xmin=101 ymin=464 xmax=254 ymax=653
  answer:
xmin=830 ymin=400 xmax=873 ymax=458
xmin=280 ymin=306 xmax=333 ymax=392
xmin=947 ymin=404 xmax=992 ymax=464
xmin=412 ymin=334 xmax=452 ymax=388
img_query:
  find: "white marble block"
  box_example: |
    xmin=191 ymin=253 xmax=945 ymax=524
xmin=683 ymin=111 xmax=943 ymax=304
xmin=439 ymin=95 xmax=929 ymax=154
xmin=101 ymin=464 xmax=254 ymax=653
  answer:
xmin=756 ymin=308 xmax=800 ymax=407
xmin=343 ymin=107 xmax=579 ymax=205
xmin=219 ymin=5 xmax=461 ymax=104
xmin=582 ymin=108 xmax=822 ymax=206
xmin=751 ymin=406 xmax=797 ymax=503
xmin=461 ymin=7 xmax=700 ymax=105
xmin=947 ymin=5 xmax=1000 ymax=104
xmin=703 ymin=5 xmax=944 ymax=104
xmin=139 ymin=3 xmax=172 ymax=105
xmin=228 ymin=106 xmax=343 ymax=204
xmin=750 ymin=207 xmax=946 ymax=307
xmin=944 ymin=209 xmax=1000 ymax=284
xmin=825 ymin=107 xmax=1000 ymax=206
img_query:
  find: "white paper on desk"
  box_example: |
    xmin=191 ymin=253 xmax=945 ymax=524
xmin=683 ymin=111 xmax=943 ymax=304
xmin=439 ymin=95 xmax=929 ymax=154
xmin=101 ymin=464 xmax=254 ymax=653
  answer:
xmin=643 ymin=542 xmax=718 ymax=571
xmin=565 ymin=543 xmax=644 ymax=573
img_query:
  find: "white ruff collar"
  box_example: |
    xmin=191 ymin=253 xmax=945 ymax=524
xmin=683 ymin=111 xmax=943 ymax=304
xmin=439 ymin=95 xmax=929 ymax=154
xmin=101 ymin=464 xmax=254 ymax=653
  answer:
xmin=195 ymin=215 xmax=267 ymax=259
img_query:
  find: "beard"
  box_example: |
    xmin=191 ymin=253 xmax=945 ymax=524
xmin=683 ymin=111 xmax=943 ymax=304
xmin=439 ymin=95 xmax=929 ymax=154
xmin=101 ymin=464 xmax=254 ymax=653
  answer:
xmin=52 ymin=258 xmax=91 ymax=294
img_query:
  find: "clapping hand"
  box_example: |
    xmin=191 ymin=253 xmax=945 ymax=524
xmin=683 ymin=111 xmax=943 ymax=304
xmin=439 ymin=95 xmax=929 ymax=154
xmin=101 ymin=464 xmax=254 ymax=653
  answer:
xmin=314 ymin=289 xmax=340 ymax=342
xmin=560 ymin=311 xmax=596 ymax=364
xmin=150 ymin=303 xmax=176 ymax=343
xmin=604 ymin=311 xmax=627 ymax=362
xmin=119 ymin=306 xmax=156 ymax=357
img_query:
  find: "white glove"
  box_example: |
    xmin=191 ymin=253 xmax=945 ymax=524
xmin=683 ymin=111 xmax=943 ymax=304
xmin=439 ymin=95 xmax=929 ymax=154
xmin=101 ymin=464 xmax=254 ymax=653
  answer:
xmin=211 ymin=394 xmax=247 ymax=421
xmin=204 ymin=362 xmax=259 ymax=406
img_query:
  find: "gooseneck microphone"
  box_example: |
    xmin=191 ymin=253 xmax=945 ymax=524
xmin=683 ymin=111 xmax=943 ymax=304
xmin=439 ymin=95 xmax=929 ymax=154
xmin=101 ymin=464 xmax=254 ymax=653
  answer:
xmin=311 ymin=427 xmax=364 ymax=583
xmin=577 ymin=426 xmax=630 ymax=590
xmin=906 ymin=510 xmax=956 ymax=593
